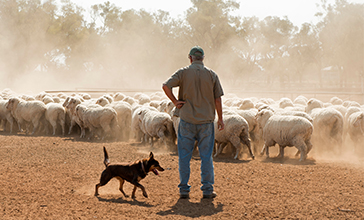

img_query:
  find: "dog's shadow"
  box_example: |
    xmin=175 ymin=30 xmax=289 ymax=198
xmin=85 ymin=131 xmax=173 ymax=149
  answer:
xmin=156 ymin=198 xmax=223 ymax=217
xmin=96 ymin=196 xmax=154 ymax=207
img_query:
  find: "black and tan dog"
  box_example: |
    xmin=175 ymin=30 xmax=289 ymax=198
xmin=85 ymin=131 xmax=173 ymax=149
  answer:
xmin=95 ymin=147 xmax=164 ymax=198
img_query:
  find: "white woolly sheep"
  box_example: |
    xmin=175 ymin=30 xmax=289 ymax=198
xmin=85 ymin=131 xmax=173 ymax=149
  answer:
xmin=42 ymin=96 xmax=54 ymax=105
xmin=134 ymin=93 xmax=151 ymax=105
xmin=278 ymin=97 xmax=294 ymax=109
xmin=45 ymin=103 xmax=66 ymax=136
xmin=113 ymin=92 xmax=126 ymax=101
xmin=105 ymin=101 xmax=132 ymax=141
xmin=123 ymin=96 xmax=139 ymax=106
xmin=0 ymin=100 xmax=16 ymax=133
xmin=238 ymin=98 xmax=255 ymax=110
xmin=6 ymin=97 xmax=47 ymax=135
xmin=64 ymin=96 xmax=83 ymax=134
xmin=74 ymin=104 xmax=119 ymax=140
xmin=330 ymin=96 xmax=343 ymax=105
xmin=256 ymin=109 xmax=313 ymax=161
xmin=306 ymin=98 xmax=344 ymax=150
xmin=214 ymin=113 xmax=255 ymax=160
xmin=149 ymin=100 xmax=160 ymax=109
xmin=293 ymin=95 xmax=308 ymax=106
xmin=138 ymin=106 xmax=175 ymax=148
xmin=346 ymin=111 xmax=364 ymax=149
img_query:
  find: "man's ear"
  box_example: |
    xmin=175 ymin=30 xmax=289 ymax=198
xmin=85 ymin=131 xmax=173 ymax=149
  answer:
xmin=149 ymin=152 xmax=154 ymax=159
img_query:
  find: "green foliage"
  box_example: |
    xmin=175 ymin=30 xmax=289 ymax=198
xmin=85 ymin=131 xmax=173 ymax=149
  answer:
xmin=0 ymin=0 xmax=362 ymax=88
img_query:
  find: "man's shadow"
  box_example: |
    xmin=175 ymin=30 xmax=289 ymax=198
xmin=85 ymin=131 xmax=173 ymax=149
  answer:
xmin=157 ymin=198 xmax=223 ymax=218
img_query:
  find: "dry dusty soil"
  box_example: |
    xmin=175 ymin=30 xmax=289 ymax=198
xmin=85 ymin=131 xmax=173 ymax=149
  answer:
xmin=0 ymin=134 xmax=363 ymax=219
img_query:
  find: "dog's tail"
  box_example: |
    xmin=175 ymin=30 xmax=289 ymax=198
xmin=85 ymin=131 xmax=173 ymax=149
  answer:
xmin=103 ymin=146 xmax=110 ymax=167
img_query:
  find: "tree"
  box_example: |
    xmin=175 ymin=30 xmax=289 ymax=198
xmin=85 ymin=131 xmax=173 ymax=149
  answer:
xmin=317 ymin=0 xmax=364 ymax=87
xmin=0 ymin=0 xmax=59 ymax=77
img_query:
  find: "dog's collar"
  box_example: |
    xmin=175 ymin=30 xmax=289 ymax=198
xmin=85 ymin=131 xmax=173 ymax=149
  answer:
xmin=141 ymin=161 xmax=147 ymax=175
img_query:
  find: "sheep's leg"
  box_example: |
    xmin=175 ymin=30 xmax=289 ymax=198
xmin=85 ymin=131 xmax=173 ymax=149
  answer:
xmin=101 ymin=124 xmax=112 ymax=140
xmin=157 ymin=127 xmax=167 ymax=149
xmin=17 ymin=119 xmax=23 ymax=133
xmin=230 ymin=136 xmax=241 ymax=160
xmin=60 ymin=119 xmax=65 ymax=136
xmin=8 ymin=120 xmax=13 ymax=133
xmin=241 ymin=135 xmax=254 ymax=159
xmin=80 ymin=127 xmax=86 ymax=138
xmin=31 ymin=119 xmax=41 ymax=135
xmin=214 ymin=142 xmax=226 ymax=157
xmin=68 ymin=120 xmax=75 ymax=135
xmin=293 ymin=140 xmax=307 ymax=162
xmin=49 ymin=120 xmax=57 ymax=136
xmin=277 ymin=145 xmax=285 ymax=158
xmin=1 ymin=120 xmax=6 ymax=131
xmin=305 ymin=139 xmax=313 ymax=157
xmin=260 ymin=145 xmax=266 ymax=156
xmin=298 ymin=144 xmax=307 ymax=162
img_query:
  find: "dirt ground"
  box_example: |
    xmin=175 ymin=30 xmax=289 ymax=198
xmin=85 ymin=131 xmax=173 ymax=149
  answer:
xmin=0 ymin=134 xmax=363 ymax=219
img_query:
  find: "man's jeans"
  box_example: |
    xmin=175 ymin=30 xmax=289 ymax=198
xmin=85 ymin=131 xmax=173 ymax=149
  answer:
xmin=177 ymin=119 xmax=215 ymax=195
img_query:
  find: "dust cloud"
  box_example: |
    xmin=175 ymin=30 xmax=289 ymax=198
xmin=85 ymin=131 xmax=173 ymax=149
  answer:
xmin=0 ymin=1 xmax=362 ymax=166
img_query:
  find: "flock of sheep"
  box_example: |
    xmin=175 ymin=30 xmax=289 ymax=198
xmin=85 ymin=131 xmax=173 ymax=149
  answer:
xmin=0 ymin=88 xmax=363 ymax=161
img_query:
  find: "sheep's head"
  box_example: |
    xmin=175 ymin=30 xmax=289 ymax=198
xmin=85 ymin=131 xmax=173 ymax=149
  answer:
xmin=6 ymin=97 xmax=20 ymax=110
xmin=255 ymin=109 xmax=273 ymax=129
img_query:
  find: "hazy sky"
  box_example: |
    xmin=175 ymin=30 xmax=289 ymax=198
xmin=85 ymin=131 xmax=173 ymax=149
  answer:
xmin=67 ymin=0 xmax=364 ymax=27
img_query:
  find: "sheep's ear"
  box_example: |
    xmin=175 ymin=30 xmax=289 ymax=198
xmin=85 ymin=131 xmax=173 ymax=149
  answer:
xmin=149 ymin=152 xmax=154 ymax=159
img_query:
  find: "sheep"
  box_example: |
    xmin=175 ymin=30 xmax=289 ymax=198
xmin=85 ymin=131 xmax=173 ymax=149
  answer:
xmin=51 ymin=96 xmax=61 ymax=103
xmin=45 ymin=103 xmax=66 ymax=136
xmin=95 ymin=97 xmax=110 ymax=107
xmin=214 ymin=113 xmax=255 ymax=160
xmin=293 ymin=95 xmax=308 ymax=106
xmin=346 ymin=111 xmax=364 ymax=150
xmin=306 ymin=98 xmax=344 ymax=150
xmin=278 ymin=97 xmax=294 ymax=109
xmin=238 ymin=98 xmax=255 ymax=110
xmin=148 ymin=100 xmax=159 ymax=109
xmin=134 ymin=93 xmax=151 ymax=105
xmin=150 ymin=92 xmax=164 ymax=101
xmin=35 ymin=92 xmax=47 ymax=101
xmin=256 ymin=109 xmax=313 ymax=162
xmin=131 ymin=105 xmax=147 ymax=142
xmin=42 ymin=96 xmax=54 ymax=105
xmin=106 ymin=101 xmax=132 ymax=141
xmin=113 ymin=92 xmax=126 ymax=101
xmin=138 ymin=106 xmax=175 ymax=148
xmin=102 ymin=94 xmax=114 ymax=103
xmin=79 ymin=93 xmax=92 ymax=100
xmin=6 ymin=97 xmax=47 ymax=135
xmin=64 ymin=96 xmax=83 ymax=135
xmin=20 ymin=94 xmax=35 ymax=101
xmin=223 ymin=108 xmax=262 ymax=155
xmin=74 ymin=104 xmax=119 ymax=140
xmin=123 ymin=96 xmax=138 ymax=106
xmin=330 ymin=96 xmax=343 ymax=105
xmin=0 ymin=100 xmax=16 ymax=133
xmin=158 ymin=99 xmax=173 ymax=114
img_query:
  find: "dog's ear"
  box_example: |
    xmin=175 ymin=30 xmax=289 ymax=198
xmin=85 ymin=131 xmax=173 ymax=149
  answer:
xmin=149 ymin=152 xmax=154 ymax=160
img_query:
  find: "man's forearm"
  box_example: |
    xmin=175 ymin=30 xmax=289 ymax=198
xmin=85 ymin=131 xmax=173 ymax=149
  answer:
xmin=162 ymin=84 xmax=177 ymax=104
xmin=215 ymin=97 xmax=223 ymax=119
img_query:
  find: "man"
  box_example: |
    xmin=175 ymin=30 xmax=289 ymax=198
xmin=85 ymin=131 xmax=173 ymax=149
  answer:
xmin=162 ymin=46 xmax=224 ymax=199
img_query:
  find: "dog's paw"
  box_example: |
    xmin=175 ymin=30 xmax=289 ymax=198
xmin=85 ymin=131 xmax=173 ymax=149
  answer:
xmin=143 ymin=192 xmax=148 ymax=198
